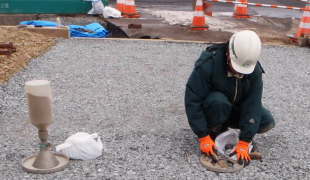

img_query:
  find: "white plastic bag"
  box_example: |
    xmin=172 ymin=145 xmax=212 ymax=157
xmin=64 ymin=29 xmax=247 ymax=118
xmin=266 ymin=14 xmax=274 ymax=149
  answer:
xmin=103 ymin=7 xmax=122 ymax=18
xmin=88 ymin=0 xmax=105 ymax=15
xmin=215 ymin=129 xmax=252 ymax=159
xmin=215 ymin=129 xmax=239 ymax=157
xmin=56 ymin=132 xmax=103 ymax=160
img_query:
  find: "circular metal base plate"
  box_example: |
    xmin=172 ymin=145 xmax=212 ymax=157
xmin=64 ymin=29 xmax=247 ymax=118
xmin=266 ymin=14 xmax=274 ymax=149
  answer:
xmin=21 ymin=153 xmax=69 ymax=174
xmin=200 ymin=154 xmax=244 ymax=173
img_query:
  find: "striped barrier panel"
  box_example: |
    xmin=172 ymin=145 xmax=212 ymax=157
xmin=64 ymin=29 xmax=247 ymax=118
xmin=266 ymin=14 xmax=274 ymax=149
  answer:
xmin=207 ymin=0 xmax=309 ymax=11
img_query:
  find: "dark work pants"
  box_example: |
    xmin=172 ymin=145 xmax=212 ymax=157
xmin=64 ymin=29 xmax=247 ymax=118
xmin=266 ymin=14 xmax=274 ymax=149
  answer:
xmin=203 ymin=92 xmax=275 ymax=138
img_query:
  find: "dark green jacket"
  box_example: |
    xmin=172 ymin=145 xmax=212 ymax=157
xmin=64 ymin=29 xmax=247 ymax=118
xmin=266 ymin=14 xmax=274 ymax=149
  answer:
xmin=185 ymin=43 xmax=264 ymax=142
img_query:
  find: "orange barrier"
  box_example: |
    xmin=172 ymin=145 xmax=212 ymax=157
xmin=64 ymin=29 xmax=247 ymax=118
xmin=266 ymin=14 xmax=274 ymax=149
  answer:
xmin=296 ymin=2 xmax=310 ymax=38
xmin=192 ymin=0 xmax=209 ymax=30
xmin=234 ymin=0 xmax=250 ymax=18
xmin=123 ymin=0 xmax=140 ymax=18
xmin=207 ymin=0 xmax=308 ymax=11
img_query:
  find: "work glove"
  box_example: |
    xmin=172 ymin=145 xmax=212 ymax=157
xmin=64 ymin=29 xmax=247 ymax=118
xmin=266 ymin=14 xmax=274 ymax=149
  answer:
xmin=234 ymin=140 xmax=252 ymax=165
xmin=199 ymin=135 xmax=216 ymax=157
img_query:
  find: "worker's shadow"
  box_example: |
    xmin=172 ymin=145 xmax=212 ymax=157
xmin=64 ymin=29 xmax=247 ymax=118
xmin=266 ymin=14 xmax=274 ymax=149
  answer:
xmin=170 ymin=128 xmax=201 ymax=164
xmin=254 ymin=133 xmax=288 ymax=158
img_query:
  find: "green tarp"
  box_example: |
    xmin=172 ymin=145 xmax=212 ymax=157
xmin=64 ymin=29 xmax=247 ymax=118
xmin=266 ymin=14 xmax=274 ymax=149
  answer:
xmin=0 ymin=0 xmax=92 ymax=14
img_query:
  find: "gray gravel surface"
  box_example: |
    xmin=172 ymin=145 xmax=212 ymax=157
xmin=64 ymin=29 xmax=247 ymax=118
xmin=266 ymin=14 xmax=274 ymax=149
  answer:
xmin=0 ymin=39 xmax=310 ymax=179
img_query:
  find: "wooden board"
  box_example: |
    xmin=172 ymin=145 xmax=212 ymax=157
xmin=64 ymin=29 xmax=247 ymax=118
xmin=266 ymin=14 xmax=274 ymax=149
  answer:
xmin=2 ymin=26 xmax=70 ymax=39
xmin=17 ymin=26 xmax=70 ymax=39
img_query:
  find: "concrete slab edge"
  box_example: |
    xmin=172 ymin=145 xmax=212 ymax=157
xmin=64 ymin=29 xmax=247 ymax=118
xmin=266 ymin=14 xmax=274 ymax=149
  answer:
xmin=71 ymin=37 xmax=302 ymax=47
xmin=72 ymin=37 xmax=215 ymax=44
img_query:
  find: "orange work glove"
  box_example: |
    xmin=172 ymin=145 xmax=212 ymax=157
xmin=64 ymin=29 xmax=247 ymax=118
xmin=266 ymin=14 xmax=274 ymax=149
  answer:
xmin=199 ymin=135 xmax=216 ymax=156
xmin=235 ymin=140 xmax=252 ymax=162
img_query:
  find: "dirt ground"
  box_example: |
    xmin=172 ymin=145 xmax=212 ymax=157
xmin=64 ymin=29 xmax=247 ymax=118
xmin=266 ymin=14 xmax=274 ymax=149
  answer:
xmin=134 ymin=9 xmax=300 ymax=45
xmin=0 ymin=27 xmax=55 ymax=83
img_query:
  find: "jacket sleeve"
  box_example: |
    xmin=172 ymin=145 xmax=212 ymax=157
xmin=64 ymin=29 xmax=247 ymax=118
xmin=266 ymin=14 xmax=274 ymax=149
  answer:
xmin=239 ymin=70 xmax=263 ymax=142
xmin=185 ymin=66 xmax=211 ymax=138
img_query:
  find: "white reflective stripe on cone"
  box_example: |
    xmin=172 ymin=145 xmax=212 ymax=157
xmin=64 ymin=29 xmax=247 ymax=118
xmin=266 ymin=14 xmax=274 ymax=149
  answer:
xmin=300 ymin=22 xmax=310 ymax=29
xmin=196 ymin=0 xmax=203 ymax=6
xmin=304 ymin=11 xmax=310 ymax=17
xmin=195 ymin=10 xmax=205 ymax=16
xmin=238 ymin=4 xmax=247 ymax=7
xmin=127 ymin=0 xmax=135 ymax=6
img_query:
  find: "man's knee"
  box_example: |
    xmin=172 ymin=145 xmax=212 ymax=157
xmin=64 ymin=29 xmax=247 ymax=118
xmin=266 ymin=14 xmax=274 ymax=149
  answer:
xmin=257 ymin=108 xmax=275 ymax=134
xmin=203 ymin=92 xmax=232 ymax=126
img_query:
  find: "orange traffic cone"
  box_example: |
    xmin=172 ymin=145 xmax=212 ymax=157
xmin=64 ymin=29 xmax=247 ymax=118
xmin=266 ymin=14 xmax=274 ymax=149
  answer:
xmin=234 ymin=0 xmax=250 ymax=18
xmin=123 ymin=0 xmax=140 ymax=18
xmin=192 ymin=0 xmax=209 ymax=30
xmin=296 ymin=2 xmax=310 ymax=38
xmin=116 ymin=0 xmax=125 ymax=13
xmin=203 ymin=2 xmax=213 ymax=16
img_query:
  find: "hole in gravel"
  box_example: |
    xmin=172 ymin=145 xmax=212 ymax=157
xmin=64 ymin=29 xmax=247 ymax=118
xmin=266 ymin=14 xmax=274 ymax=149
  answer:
xmin=105 ymin=21 xmax=129 ymax=38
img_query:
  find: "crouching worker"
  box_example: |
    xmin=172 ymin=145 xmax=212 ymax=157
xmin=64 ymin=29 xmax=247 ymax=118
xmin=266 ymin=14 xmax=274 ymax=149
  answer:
xmin=184 ymin=30 xmax=275 ymax=164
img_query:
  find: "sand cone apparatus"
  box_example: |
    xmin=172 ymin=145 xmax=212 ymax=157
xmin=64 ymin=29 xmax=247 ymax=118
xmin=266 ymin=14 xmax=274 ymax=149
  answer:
xmin=123 ymin=0 xmax=140 ymax=18
xmin=116 ymin=0 xmax=125 ymax=13
xmin=296 ymin=2 xmax=310 ymax=38
xmin=192 ymin=0 xmax=209 ymax=30
xmin=234 ymin=0 xmax=250 ymax=18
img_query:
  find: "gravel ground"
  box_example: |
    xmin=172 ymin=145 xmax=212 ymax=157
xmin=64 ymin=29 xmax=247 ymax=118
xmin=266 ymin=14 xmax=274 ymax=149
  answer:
xmin=0 ymin=39 xmax=309 ymax=179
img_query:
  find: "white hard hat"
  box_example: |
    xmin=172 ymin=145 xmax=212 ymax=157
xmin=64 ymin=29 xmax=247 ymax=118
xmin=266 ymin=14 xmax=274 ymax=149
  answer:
xmin=229 ymin=30 xmax=262 ymax=74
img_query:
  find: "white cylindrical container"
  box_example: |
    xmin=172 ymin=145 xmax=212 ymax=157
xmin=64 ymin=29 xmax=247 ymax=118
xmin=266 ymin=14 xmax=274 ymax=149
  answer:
xmin=25 ymin=80 xmax=53 ymax=130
